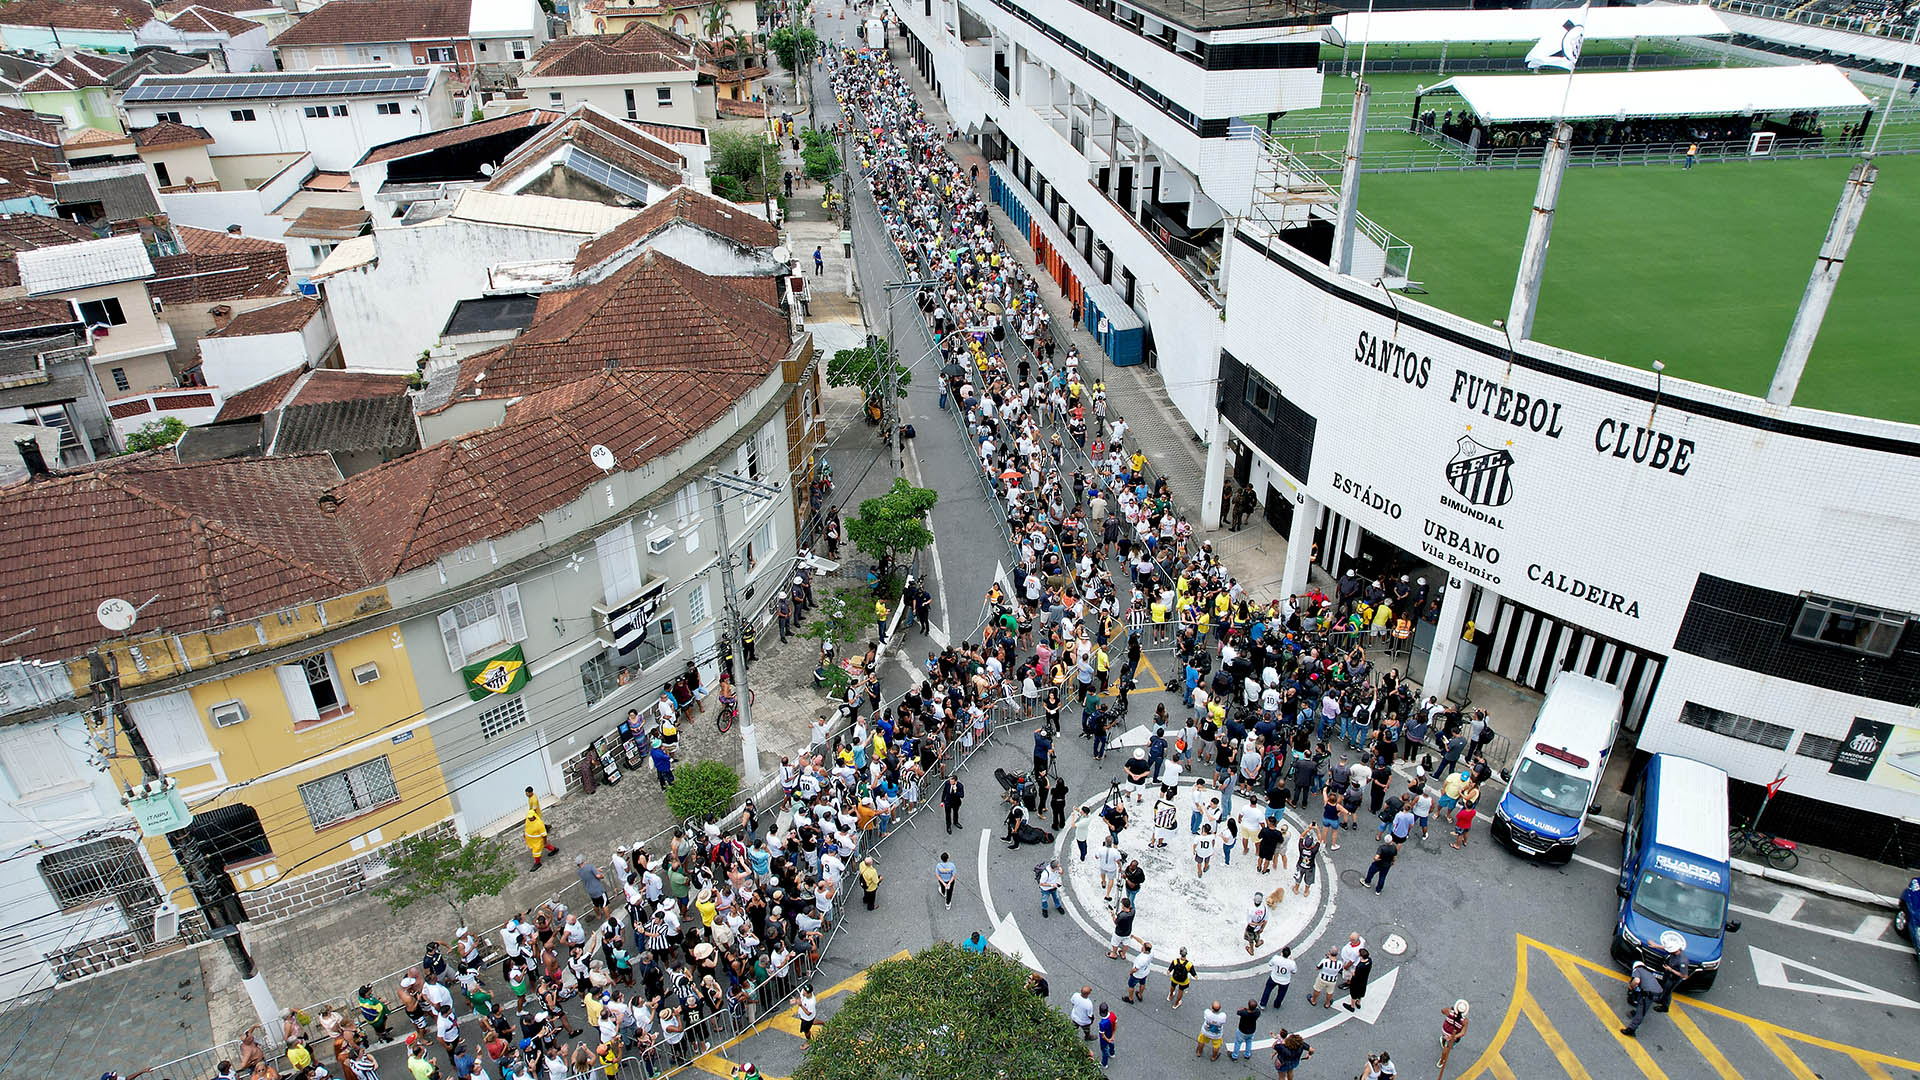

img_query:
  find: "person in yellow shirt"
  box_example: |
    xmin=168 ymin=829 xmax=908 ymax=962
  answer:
xmin=1096 ymin=646 xmax=1111 ymax=691
xmin=524 ymin=807 xmax=555 ymax=870
xmin=1130 ymin=451 xmax=1147 ymax=479
xmin=1150 ymin=598 xmax=1169 ymax=642
xmin=876 ymin=598 xmax=889 ymax=643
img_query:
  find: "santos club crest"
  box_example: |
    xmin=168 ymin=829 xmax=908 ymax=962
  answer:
xmin=1446 ymin=435 xmax=1515 ymax=508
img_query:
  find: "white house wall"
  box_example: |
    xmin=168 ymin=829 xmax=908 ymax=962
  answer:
xmin=126 ymin=86 xmax=454 ymax=172
xmin=321 ymin=218 xmax=600 ymax=372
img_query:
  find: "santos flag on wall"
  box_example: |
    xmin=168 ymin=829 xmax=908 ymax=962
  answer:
xmin=1526 ymin=6 xmax=1588 ymax=72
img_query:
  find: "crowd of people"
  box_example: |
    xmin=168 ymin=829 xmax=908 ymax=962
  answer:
xmin=828 ymin=39 xmax=1511 ymax=1076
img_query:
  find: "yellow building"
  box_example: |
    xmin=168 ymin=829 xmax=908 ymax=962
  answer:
xmin=113 ymin=627 xmax=451 ymax=916
xmin=1 ymin=452 xmax=457 ymax=927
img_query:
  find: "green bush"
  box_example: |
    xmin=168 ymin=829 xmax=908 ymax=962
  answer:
xmin=794 ymin=943 xmax=1102 ymax=1080
xmin=665 ymin=759 xmax=741 ymax=822
xmin=767 ymin=25 xmax=820 ymax=71
xmin=122 ymin=416 xmax=185 ymax=454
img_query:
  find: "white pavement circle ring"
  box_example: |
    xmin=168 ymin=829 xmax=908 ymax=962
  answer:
xmin=1051 ymin=778 xmax=1338 ymax=979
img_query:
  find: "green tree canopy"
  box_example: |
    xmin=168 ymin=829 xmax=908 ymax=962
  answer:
xmin=846 ymin=477 xmax=936 ymax=568
xmin=374 ymin=830 xmax=516 ymax=924
xmin=767 ymin=25 xmax=820 ymax=71
xmin=793 ymin=943 xmax=1102 ymax=1080
xmin=709 ymin=128 xmax=778 ymax=200
xmin=122 ymin=416 xmax=185 ymax=454
xmin=824 ymin=337 xmax=909 ymax=409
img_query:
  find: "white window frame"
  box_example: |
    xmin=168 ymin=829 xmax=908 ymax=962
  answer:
xmin=0 ymin=723 xmax=83 ymax=798
xmin=686 ymin=582 xmax=710 ymax=625
xmin=276 ymin=652 xmax=349 ymax=726
xmin=436 ymin=584 xmax=528 ymax=672
xmin=478 ymin=698 xmax=530 ymax=740
xmin=596 ymin=521 xmax=642 ymax=607
xmin=425 ymin=46 xmax=457 ymax=63
xmin=656 ymin=86 xmax=673 ymax=107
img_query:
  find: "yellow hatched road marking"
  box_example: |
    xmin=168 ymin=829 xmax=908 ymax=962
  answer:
xmin=1454 ymin=935 xmax=1920 ymax=1080
xmin=1754 ymin=1027 xmax=1822 ymax=1080
xmin=1547 ymin=953 xmax=1671 ymax=1080
xmin=677 ymin=951 xmax=908 ymax=1078
xmin=1518 ymin=998 xmax=1595 ymax=1080
xmin=1665 ymin=1004 xmax=1741 ymax=1080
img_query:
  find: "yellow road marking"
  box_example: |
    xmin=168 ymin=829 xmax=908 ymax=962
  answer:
xmin=1755 ymin=1027 xmax=1822 ymax=1080
xmin=1454 ymin=935 xmax=1920 ymax=1080
xmin=680 ymin=952 xmax=909 ymax=1072
xmin=1666 ymin=1005 xmax=1741 ymax=1080
xmin=1129 ymin=653 xmax=1165 ymax=695
xmin=1547 ymin=953 xmax=1671 ymax=1080
xmin=1519 ymin=998 xmax=1595 ymax=1080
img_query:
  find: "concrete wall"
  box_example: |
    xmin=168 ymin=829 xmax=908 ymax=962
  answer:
xmin=319 ymin=217 xmax=598 ymax=372
xmin=519 ymin=73 xmax=701 ymax=129
xmin=198 ymin=329 xmax=308 ymax=393
xmin=125 ymin=82 xmax=456 ymax=171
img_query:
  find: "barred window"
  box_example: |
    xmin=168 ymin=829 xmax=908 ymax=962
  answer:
xmin=298 ymin=757 xmax=399 ymax=829
xmin=40 ymin=838 xmax=147 ymax=909
xmin=1795 ymin=732 xmax=1844 ymax=762
xmin=480 ymin=698 xmax=530 ymax=740
xmin=1678 ymin=702 xmax=1792 ymax=751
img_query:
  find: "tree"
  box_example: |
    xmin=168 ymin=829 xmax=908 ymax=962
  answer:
xmin=767 ymin=25 xmax=820 ymax=71
xmin=799 ymin=126 xmax=841 ymax=183
xmin=846 ymin=477 xmax=937 ymax=581
xmin=825 ymin=336 xmax=908 ymax=414
xmin=803 ymin=586 xmax=865 ymax=697
xmin=699 ymin=0 xmax=736 ymax=40
xmin=709 ymin=128 xmax=778 ymax=201
xmin=665 ymin=759 xmax=741 ymax=822
xmin=374 ymin=830 xmax=517 ymax=925
xmin=121 ymin=416 xmax=185 ymax=454
xmin=793 ymin=943 xmax=1102 ymax=1080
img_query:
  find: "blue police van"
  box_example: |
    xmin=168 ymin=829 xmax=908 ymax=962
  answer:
xmin=1612 ymin=753 xmax=1740 ymax=990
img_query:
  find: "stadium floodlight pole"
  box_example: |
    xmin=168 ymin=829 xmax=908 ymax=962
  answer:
xmin=1331 ymin=0 xmax=1378 ymax=276
xmin=1768 ymin=160 xmax=1875 ymax=406
xmin=1505 ymin=117 xmax=1572 ymax=343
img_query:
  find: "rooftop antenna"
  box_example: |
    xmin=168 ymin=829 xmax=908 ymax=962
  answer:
xmin=589 ymin=444 xmax=617 ymax=472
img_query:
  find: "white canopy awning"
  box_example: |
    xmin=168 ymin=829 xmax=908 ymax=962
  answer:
xmin=1420 ymin=63 xmax=1871 ymax=123
xmin=1330 ymin=5 xmax=1730 ymax=47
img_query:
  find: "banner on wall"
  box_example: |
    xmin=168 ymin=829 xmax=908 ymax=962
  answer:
xmin=464 ymin=644 xmax=530 ymax=701
xmin=1829 ymin=716 xmax=1920 ymax=793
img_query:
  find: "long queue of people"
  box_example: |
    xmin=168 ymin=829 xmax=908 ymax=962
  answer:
xmin=827 ymin=44 xmax=1510 ymax=1076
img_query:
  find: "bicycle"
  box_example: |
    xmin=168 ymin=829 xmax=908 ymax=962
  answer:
xmin=717 ymin=690 xmax=755 ymax=734
xmin=1728 ymin=822 xmax=1799 ymax=870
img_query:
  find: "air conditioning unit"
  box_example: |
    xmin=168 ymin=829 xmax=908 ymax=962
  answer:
xmin=352 ymin=662 xmax=381 ymax=686
xmin=646 ymin=528 xmax=675 ymax=555
xmin=209 ymin=700 xmax=249 ymax=727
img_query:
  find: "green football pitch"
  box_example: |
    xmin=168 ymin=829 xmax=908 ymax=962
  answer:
xmin=1253 ymin=74 xmax=1920 ymax=425
xmin=1353 ymin=154 xmax=1920 ymax=426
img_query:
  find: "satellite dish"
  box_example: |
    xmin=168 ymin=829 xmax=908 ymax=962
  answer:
xmin=589 ymin=444 xmax=617 ymax=472
xmin=772 ymin=245 xmax=792 ymax=264
xmin=96 ymin=597 xmax=137 ymax=633
xmin=479 ymin=162 xmax=495 ymax=177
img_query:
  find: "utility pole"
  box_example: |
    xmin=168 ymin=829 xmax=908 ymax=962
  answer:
xmin=878 ymin=279 xmax=933 ymax=473
xmin=709 ymin=473 xmax=782 ymax=788
xmin=89 ymin=650 xmax=283 ymax=1044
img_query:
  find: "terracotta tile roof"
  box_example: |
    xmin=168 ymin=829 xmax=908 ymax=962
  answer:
xmin=705 ymin=64 xmax=768 ymax=83
xmin=526 ymin=25 xmax=698 ymax=78
xmin=0 ymin=452 xmax=371 ymax=664
xmin=441 ymin=249 xmax=785 ymax=409
xmin=0 ymin=141 xmax=67 ymax=202
xmin=281 ymin=205 xmax=370 ymax=240
xmin=149 ymin=226 xmax=291 ymax=304
xmin=0 ymin=0 xmax=155 ymax=32
xmin=157 ymin=0 xmax=271 ymax=14
xmin=631 ymin=119 xmax=705 ymax=146
xmin=0 ymin=106 xmax=60 ymax=146
xmin=213 ymin=365 xmax=302 ymax=420
xmin=20 ymin=54 xmax=121 ymax=91
xmin=485 ymin=106 xmax=686 ymax=194
xmin=165 ymin=3 xmax=258 ymax=33
xmin=0 ymin=298 xmax=77 ymax=332
xmin=0 ymin=214 xmax=99 ymax=289
xmin=572 ymin=186 xmax=777 ymax=276
xmin=62 ymin=126 xmax=133 ymax=149
xmin=335 ymin=365 xmax=763 ymax=576
xmin=270 ymin=0 xmax=469 ymax=47
xmin=714 ymin=97 xmax=767 ymax=118
xmin=356 ymin=108 xmax=561 ymax=166
xmin=274 ymin=386 xmax=417 ymax=455
xmin=288 ymin=369 xmax=409 ymax=406
xmin=207 ymin=295 xmax=320 ymax=337
xmin=131 ymin=119 xmax=213 ymax=147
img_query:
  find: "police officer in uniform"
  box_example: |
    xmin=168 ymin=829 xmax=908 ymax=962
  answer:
xmin=1619 ymin=958 xmax=1661 ymax=1038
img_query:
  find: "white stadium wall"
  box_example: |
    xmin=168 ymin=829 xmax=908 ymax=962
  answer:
xmin=1222 ymin=228 xmax=1920 ymax=821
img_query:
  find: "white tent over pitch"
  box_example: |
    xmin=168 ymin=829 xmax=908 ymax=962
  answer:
xmin=1330 ymin=4 xmax=1730 ymax=46
xmin=1420 ymin=63 xmax=1871 ymax=124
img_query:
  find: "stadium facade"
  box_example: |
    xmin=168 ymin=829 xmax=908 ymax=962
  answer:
xmin=887 ymin=0 xmax=1920 ymax=850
